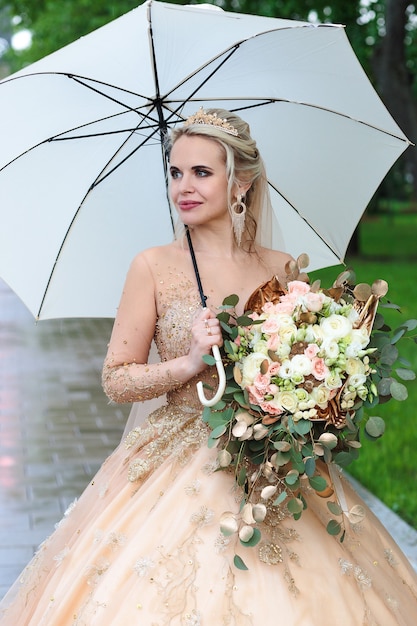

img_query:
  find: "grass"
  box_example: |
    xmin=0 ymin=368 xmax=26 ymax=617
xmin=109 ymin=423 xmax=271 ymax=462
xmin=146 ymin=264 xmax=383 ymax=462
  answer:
xmin=309 ymin=213 xmax=417 ymax=529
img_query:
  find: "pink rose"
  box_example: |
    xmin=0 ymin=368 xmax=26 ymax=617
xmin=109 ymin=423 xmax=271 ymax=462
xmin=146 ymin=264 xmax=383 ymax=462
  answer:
xmin=261 ymin=316 xmax=281 ymax=335
xmin=304 ymin=343 xmax=319 ymax=359
xmin=268 ymin=362 xmax=281 ymax=376
xmin=253 ymin=373 xmax=271 ymax=393
xmin=267 ymin=333 xmax=280 ymax=351
xmin=234 ymin=336 xmax=241 ymax=346
xmin=262 ymin=302 xmax=277 ymax=314
xmin=248 ymin=386 xmax=265 ymax=404
xmin=274 ymin=299 xmax=296 ymax=315
xmin=287 ymin=281 xmax=311 ymax=297
xmin=311 ymin=357 xmax=329 ymax=381
xmin=260 ymin=400 xmax=283 ymax=416
xmin=304 ymin=292 xmax=325 ymax=313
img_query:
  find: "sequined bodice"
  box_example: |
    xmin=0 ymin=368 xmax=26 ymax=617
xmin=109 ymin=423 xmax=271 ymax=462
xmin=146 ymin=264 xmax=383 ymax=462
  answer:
xmin=154 ymin=276 xmax=216 ymax=410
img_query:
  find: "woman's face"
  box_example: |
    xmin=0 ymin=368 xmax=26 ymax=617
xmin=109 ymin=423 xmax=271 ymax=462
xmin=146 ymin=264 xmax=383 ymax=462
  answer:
xmin=169 ymin=134 xmax=231 ymax=228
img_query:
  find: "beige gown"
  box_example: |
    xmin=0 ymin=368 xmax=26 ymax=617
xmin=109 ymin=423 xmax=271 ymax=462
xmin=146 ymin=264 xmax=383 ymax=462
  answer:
xmin=1 ymin=276 xmax=417 ymax=625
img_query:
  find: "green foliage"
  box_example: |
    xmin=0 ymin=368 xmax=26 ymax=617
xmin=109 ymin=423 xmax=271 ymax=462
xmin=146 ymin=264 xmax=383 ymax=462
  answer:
xmin=311 ymin=215 xmax=417 ymax=528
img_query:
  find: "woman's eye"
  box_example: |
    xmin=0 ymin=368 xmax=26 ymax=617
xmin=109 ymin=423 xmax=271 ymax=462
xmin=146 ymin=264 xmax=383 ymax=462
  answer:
xmin=170 ymin=169 xmax=181 ymax=180
xmin=195 ymin=168 xmax=210 ymax=177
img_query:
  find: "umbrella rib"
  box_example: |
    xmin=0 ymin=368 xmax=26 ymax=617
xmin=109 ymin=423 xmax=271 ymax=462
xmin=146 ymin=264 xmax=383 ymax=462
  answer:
xmin=2 ymin=70 xmax=151 ymax=104
xmin=166 ymin=97 xmax=410 ymax=143
xmin=268 ymin=180 xmax=343 ymax=264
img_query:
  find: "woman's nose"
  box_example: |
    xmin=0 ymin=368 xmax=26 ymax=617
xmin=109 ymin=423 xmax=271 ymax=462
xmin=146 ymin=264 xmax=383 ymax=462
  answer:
xmin=178 ymin=172 xmax=194 ymax=193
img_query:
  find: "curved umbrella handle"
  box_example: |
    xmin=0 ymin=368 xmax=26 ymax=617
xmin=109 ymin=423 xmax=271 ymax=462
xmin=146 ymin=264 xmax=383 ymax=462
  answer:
xmin=197 ymin=344 xmax=226 ymax=407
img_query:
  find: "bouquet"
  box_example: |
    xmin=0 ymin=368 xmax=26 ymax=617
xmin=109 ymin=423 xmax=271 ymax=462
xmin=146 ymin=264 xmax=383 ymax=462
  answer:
xmin=202 ymin=256 xmax=416 ymax=569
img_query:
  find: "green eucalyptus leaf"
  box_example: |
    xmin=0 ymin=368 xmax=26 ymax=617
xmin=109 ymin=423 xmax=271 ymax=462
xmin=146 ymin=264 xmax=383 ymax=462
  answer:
xmin=220 ymin=320 xmax=234 ymax=334
xmin=333 ymin=450 xmax=356 ymax=467
xmin=273 ymin=491 xmax=288 ymax=506
xmin=365 ymin=416 xmax=385 ymax=438
xmin=380 ymin=344 xmax=399 ymax=366
xmin=390 ymin=327 xmax=406 ymax=344
xmin=210 ymin=424 xmax=227 ymax=439
xmin=373 ymin=312 xmax=385 ymax=330
xmin=293 ymin=419 xmax=311 ymax=436
xmin=233 ymin=554 xmax=249 ymax=571
xmin=202 ymin=354 xmax=216 ymax=366
xmin=345 ymin=412 xmax=357 ymax=432
xmin=402 ymin=319 xmax=417 ymax=331
xmin=390 ymin=380 xmax=408 ymax=401
xmin=304 ymin=456 xmax=316 ymax=477
xmin=287 ymin=497 xmax=304 ymax=515
xmin=234 ymin=392 xmax=248 ymax=407
xmin=395 ymin=368 xmax=416 ymax=381
xmin=223 ymin=294 xmax=239 ymax=307
xmin=326 ymin=519 xmax=342 ymax=536
xmin=236 ymin=314 xmax=256 ymax=326
xmin=377 ymin=377 xmax=393 ymax=397
xmin=237 ymin=467 xmax=247 ymax=487
xmin=308 ymin=475 xmax=328 ymax=492
xmin=327 ymin=501 xmax=343 ymax=516
xmin=285 ymin=469 xmax=300 ymax=486
xmin=271 ymin=450 xmax=291 ymax=467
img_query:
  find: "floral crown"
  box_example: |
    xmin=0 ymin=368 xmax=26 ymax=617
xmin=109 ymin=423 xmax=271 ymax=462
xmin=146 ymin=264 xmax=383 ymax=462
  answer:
xmin=183 ymin=107 xmax=239 ymax=137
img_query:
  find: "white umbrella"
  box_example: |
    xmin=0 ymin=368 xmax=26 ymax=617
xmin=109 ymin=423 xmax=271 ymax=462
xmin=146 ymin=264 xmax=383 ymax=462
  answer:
xmin=0 ymin=0 xmax=410 ymax=320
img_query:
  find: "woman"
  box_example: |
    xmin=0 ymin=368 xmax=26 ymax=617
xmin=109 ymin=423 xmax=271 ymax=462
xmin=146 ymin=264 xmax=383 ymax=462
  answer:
xmin=1 ymin=109 xmax=416 ymax=625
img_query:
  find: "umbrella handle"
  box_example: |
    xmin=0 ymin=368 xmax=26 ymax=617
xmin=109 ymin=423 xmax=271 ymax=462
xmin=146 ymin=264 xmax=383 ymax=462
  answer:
xmin=197 ymin=344 xmax=226 ymax=407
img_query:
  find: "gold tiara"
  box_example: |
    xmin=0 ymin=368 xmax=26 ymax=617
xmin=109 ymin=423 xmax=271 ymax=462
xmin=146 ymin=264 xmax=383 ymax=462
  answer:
xmin=183 ymin=107 xmax=239 ymax=137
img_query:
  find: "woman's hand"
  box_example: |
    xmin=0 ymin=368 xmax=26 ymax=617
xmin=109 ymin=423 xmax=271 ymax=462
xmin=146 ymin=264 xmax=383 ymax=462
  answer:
xmin=187 ymin=308 xmax=223 ymax=375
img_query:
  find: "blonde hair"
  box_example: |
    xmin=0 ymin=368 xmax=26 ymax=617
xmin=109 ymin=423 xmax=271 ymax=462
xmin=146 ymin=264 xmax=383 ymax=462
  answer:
xmin=167 ymin=108 xmax=269 ymax=250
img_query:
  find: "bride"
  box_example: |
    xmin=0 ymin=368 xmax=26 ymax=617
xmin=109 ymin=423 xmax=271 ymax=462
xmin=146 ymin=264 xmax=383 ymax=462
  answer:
xmin=1 ymin=108 xmax=416 ymax=625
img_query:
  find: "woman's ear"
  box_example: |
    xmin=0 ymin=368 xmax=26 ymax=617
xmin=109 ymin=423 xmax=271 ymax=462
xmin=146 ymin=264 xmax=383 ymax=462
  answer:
xmin=233 ymin=180 xmax=252 ymax=198
xmin=240 ymin=181 xmax=252 ymax=196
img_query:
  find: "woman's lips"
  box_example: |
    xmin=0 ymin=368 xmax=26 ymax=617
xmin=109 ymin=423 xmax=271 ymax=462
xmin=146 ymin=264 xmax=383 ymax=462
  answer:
xmin=178 ymin=201 xmax=201 ymax=211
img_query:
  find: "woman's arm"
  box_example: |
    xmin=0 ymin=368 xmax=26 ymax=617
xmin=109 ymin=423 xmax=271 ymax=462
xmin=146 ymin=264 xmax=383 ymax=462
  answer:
xmin=102 ymin=249 xmax=221 ymax=403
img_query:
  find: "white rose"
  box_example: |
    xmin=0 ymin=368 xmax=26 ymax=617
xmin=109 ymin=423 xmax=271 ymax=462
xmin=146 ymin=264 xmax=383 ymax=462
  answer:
xmin=347 ymin=307 xmax=360 ymax=325
xmin=347 ymin=373 xmax=367 ymax=389
xmin=321 ymin=339 xmax=340 ymax=360
xmin=277 ymin=390 xmax=299 ymax=413
xmin=290 ymin=354 xmax=312 ymax=377
xmin=345 ymin=341 xmax=362 ymax=358
xmin=279 ymin=324 xmax=297 ymax=345
xmin=279 ymin=360 xmax=292 ymax=379
xmin=295 ymin=387 xmax=310 ymax=403
xmin=349 ymin=327 xmax=370 ymax=349
xmin=252 ymin=339 xmax=269 ymax=355
xmin=310 ymin=384 xmax=331 ymax=408
xmin=321 ymin=314 xmax=352 ymax=340
xmin=276 ymin=344 xmax=291 ymax=359
xmin=276 ymin=313 xmax=296 ymax=327
xmin=241 ymin=352 xmax=271 ymax=388
xmin=324 ymin=371 xmax=343 ymax=390
xmin=345 ymin=357 xmax=366 ymax=376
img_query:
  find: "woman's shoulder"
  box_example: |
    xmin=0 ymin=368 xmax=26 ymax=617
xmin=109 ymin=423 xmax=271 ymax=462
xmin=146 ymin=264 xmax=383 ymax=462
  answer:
xmin=256 ymin=246 xmax=294 ymax=274
xmin=130 ymin=241 xmax=184 ymax=266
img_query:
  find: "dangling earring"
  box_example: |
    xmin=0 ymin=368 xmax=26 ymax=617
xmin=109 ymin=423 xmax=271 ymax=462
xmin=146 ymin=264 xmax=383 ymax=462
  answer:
xmin=231 ymin=194 xmax=247 ymax=246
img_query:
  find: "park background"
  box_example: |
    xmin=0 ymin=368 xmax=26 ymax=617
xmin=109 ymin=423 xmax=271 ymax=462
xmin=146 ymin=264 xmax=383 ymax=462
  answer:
xmin=0 ymin=0 xmax=416 ymax=529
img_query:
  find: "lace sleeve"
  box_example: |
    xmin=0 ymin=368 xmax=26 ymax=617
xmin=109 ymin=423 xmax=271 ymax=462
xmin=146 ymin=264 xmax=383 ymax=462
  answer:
xmin=102 ymin=357 xmax=184 ymax=404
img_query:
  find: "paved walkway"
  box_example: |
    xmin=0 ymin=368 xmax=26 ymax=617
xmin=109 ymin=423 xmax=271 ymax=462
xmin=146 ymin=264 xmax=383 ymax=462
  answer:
xmin=0 ymin=279 xmax=416 ymax=600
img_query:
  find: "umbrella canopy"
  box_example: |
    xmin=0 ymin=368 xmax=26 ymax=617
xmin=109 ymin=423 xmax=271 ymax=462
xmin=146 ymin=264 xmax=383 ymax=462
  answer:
xmin=0 ymin=0 xmax=410 ymax=319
